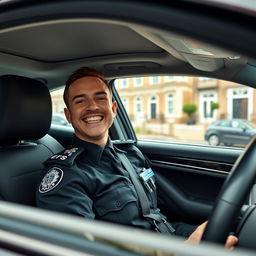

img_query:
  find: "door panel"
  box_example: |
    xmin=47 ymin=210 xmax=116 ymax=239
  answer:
xmin=137 ymin=140 xmax=241 ymax=225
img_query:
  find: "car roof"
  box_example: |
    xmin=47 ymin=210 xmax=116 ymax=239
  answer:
xmin=0 ymin=0 xmax=255 ymax=91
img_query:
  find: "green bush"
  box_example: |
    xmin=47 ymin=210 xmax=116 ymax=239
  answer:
xmin=182 ymin=104 xmax=197 ymax=118
xmin=211 ymin=102 xmax=219 ymax=111
xmin=182 ymin=103 xmax=197 ymax=124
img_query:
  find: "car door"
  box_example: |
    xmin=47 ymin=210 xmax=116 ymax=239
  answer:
xmin=228 ymin=120 xmax=252 ymax=145
xmin=136 ymin=140 xmax=239 ymax=224
xmin=211 ymin=120 xmax=232 ymax=145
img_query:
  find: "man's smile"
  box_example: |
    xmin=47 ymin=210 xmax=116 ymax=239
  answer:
xmin=83 ymin=115 xmax=103 ymax=123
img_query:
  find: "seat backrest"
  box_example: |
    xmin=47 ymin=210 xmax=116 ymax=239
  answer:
xmin=0 ymin=75 xmax=63 ymax=206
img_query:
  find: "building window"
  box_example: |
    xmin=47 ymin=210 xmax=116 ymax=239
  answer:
xmin=227 ymin=87 xmax=252 ymax=120
xmin=135 ymin=97 xmax=142 ymax=113
xmin=203 ymin=93 xmax=215 ymax=118
xmin=120 ymin=78 xmax=128 ymax=88
xmin=199 ymin=90 xmax=217 ymax=122
xmin=134 ymin=77 xmax=142 ymax=87
xmin=150 ymin=76 xmax=159 ymax=84
xmin=167 ymin=94 xmax=174 ymax=116
xmin=164 ymin=76 xmax=174 ymax=82
xmin=134 ymin=97 xmax=144 ymax=121
xmin=150 ymin=96 xmax=157 ymax=119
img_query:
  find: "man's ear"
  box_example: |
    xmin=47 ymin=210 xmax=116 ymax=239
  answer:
xmin=112 ymin=101 xmax=118 ymax=117
xmin=64 ymin=108 xmax=71 ymax=123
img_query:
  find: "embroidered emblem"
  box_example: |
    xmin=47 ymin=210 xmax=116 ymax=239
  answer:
xmin=50 ymin=147 xmax=79 ymax=160
xmin=64 ymin=147 xmax=79 ymax=156
xmin=39 ymin=167 xmax=63 ymax=193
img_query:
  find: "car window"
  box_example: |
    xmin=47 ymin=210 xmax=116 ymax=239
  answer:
xmin=50 ymin=89 xmax=71 ymax=126
xmin=216 ymin=120 xmax=230 ymax=127
xmin=50 ymin=76 xmax=256 ymax=148
xmin=114 ymin=76 xmax=256 ymax=149
xmin=231 ymin=120 xmax=243 ymax=129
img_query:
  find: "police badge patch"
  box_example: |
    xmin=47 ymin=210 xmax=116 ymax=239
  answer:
xmin=39 ymin=167 xmax=63 ymax=193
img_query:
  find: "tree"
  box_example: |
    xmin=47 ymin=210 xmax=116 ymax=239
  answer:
xmin=182 ymin=103 xmax=197 ymax=124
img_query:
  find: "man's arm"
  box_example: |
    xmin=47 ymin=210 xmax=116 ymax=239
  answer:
xmin=36 ymin=165 xmax=95 ymax=219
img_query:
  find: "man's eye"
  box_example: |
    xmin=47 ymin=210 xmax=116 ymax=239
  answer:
xmin=75 ymin=99 xmax=85 ymax=104
xmin=96 ymin=97 xmax=107 ymax=101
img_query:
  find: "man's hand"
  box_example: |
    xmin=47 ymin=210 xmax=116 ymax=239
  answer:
xmin=225 ymin=235 xmax=238 ymax=250
xmin=185 ymin=221 xmax=238 ymax=249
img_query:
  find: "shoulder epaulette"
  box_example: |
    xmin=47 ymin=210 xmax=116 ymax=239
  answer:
xmin=44 ymin=147 xmax=85 ymax=167
xmin=112 ymin=139 xmax=135 ymax=146
xmin=112 ymin=139 xmax=135 ymax=152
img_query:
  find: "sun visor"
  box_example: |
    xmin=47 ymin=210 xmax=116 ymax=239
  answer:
xmin=182 ymin=53 xmax=224 ymax=72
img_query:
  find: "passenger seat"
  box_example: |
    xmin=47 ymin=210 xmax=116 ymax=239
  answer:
xmin=0 ymin=75 xmax=64 ymax=206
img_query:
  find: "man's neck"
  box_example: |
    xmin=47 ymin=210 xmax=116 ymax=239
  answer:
xmin=75 ymin=133 xmax=108 ymax=147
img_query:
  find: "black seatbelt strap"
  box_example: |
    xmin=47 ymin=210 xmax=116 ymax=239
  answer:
xmin=117 ymin=152 xmax=150 ymax=216
xmin=116 ymin=152 xmax=175 ymax=235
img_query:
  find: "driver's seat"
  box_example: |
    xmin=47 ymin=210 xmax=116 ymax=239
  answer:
xmin=0 ymin=75 xmax=64 ymax=206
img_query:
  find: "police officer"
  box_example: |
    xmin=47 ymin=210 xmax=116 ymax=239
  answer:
xmin=36 ymin=67 xmax=238 ymax=247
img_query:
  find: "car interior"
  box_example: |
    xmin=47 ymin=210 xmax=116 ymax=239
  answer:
xmin=0 ymin=0 xmax=256 ymax=255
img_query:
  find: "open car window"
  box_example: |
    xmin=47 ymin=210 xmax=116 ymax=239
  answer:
xmin=112 ymin=76 xmax=256 ymax=149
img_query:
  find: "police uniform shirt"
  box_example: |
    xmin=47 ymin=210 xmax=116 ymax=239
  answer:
xmin=36 ymin=136 xmax=196 ymax=237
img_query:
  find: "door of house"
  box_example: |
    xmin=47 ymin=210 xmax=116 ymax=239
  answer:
xmin=199 ymin=90 xmax=217 ymax=123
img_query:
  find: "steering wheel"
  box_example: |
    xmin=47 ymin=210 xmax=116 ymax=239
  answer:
xmin=202 ymin=137 xmax=256 ymax=244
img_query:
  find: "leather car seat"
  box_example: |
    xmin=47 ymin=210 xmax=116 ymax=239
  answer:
xmin=0 ymin=75 xmax=64 ymax=206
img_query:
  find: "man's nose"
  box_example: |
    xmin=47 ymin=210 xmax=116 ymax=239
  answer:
xmin=87 ymin=99 xmax=99 ymax=110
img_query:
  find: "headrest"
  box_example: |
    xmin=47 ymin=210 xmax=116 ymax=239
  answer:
xmin=0 ymin=75 xmax=52 ymax=145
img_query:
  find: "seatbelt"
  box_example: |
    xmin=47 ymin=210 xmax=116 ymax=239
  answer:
xmin=116 ymin=152 xmax=175 ymax=235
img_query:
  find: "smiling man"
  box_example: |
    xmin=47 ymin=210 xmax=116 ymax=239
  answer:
xmin=36 ymin=67 xmax=237 ymax=249
xmin=63 ymin=75 xmax=117 ymax=146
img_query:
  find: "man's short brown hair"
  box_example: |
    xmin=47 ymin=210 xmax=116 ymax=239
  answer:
xmin=64 ymin=67 xmax=111 ymax=107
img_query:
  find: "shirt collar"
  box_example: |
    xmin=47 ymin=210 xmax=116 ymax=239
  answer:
xmin=72 ymin=135 xmax=116 ymax=163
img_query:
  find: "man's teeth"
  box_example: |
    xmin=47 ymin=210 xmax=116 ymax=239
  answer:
xmin=85 ymin=116 xmax=103 ymax=123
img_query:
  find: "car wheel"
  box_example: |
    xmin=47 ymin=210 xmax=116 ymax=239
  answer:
xmin=208 ymin=134 xmax=220 ymax=146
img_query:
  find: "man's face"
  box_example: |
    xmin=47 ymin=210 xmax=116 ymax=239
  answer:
xmin=64 ymin=76 xmax=117 ymax=146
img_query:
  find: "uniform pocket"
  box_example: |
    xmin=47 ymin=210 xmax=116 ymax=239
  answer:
xmin=94 ymin=184 xmax=138 ymax=224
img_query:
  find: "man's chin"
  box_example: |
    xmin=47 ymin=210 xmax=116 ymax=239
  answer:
xmin=76 ymin=131 xmax=108 ymax=143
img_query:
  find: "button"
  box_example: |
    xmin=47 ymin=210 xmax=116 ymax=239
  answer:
xmin=115 ymin=200 xmax=121 ymax=207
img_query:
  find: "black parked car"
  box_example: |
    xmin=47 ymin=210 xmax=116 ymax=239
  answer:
xmin=205 ymin=119 xmax=256 ymax=147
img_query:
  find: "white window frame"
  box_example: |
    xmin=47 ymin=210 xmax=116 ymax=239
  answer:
xmin=134 ymin=77 xmax=142 ymax=87
xmin=134 ymin=97 xmax=142 ymax=113
xmin=166 ymin=93 xmax=174 ymax=117
xmin=149 ymin=76 xmax=159 ymax=85
xmin=227 ymin=87 xmax=253 ymax=120
xmin=120 ymin=78 xmax=128 ymax=88
xmin=199 ymin=90 xmax=217 ymax=122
